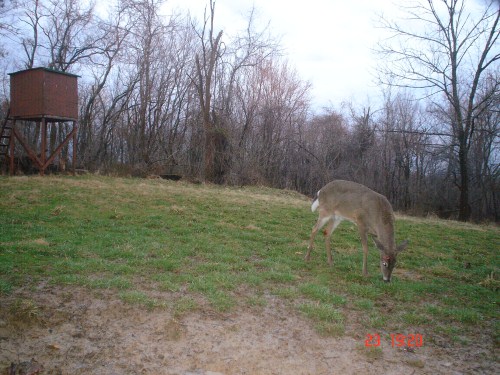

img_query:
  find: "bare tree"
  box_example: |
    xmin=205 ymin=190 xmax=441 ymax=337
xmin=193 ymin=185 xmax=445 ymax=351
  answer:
xmin=251 ymin=59 xmax=311 ymax=187
xmin=377 ymin=0 xmax=500 ymax=221
xmin=192 ymin=0 xmax=225 ymax=183
xmin=0 ymin=0 xmax=18 ymax=41
xmin=469 ymin=74 xmax=500 ymax=220
xmin=19 ymin=0 xmax=42 ymax=68
xmin=78 ymin=1 xmax=135 ymax=169
xmin=297 ymin=108 xmax=348 ymax=193
xmin=377 ymin=92 xmax=428 ymax=211
xmin=40 ymin=0 xmax=99 ymax=72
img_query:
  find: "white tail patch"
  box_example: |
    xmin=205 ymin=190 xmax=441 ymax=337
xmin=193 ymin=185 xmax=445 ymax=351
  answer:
xmin=311 ymin=198 xmax=319 ymax=212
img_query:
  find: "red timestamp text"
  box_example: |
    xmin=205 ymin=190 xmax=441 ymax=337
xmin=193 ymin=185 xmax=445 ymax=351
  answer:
xmin=365 ymin=333 xmax=424 ymax=348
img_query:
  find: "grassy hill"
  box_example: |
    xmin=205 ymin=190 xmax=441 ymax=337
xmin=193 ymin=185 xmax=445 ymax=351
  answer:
xmin=0 ymin=175 xmax=498 ymax=346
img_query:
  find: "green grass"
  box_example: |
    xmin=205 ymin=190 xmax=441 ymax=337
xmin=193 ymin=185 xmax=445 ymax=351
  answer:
xmin=119 ymin=290 xmax=168 ymax=310
xmin=0 ymin=175 xmax=498 ymax=344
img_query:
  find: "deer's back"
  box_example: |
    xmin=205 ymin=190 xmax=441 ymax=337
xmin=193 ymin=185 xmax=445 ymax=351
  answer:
xmin=319 ymin=180 xmax=395 ymax=228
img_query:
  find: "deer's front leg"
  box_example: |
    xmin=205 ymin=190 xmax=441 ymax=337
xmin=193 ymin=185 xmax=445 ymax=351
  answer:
xmin=358 ymin=226 xmax=369 ymax=277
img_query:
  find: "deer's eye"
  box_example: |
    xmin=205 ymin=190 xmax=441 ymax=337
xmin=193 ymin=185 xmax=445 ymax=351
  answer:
xmin=382 ymin=261 xmax=388 ymax=268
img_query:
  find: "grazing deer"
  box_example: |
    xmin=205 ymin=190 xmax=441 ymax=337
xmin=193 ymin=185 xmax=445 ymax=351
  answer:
xmin=305 ymin=180 xmax=408 ymax=282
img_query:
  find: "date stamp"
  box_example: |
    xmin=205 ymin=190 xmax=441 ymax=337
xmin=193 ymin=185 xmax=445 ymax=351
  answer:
xmin=365 ymin=333 xmax=424 ymax=348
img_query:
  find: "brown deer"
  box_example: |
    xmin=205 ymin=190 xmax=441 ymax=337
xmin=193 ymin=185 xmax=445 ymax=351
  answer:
xmin=305 ymin=180 xmax=408 ymax=282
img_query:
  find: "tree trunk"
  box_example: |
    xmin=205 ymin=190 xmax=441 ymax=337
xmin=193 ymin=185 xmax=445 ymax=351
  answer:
xmin=458 ymin=142 xmax=472 ymax=221
xmin=194 ymin=25 xmax=223 ymax=183
xmin=204 ymin=127 xmax=230 ymax=184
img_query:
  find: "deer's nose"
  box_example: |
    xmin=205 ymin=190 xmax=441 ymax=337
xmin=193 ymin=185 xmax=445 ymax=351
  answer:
xmin=383 ymin=279 xmax=391 ymax=283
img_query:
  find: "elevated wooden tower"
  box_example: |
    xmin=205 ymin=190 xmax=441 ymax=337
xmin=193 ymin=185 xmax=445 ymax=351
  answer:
xmin=0 ymin=67 xmax=79 ymax=175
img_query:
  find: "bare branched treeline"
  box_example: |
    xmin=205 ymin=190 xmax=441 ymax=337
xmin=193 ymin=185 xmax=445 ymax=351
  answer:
xmin=0 ymin=0 xmax=498 ymax=221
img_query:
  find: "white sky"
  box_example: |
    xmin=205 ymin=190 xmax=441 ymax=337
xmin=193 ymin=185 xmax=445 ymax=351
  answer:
xmin=166 ymin=0 xmax=403 ymax=109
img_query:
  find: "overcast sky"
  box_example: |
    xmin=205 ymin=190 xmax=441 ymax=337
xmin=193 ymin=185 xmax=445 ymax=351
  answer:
xmin=166 ymin=0 xmax=404 ymax=109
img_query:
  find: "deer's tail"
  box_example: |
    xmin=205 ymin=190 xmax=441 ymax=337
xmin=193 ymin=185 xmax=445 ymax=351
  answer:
xmin=311 ymin=191 xmax=320 ymax=212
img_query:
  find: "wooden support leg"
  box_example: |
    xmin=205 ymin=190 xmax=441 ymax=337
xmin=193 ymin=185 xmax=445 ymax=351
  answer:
xmin=72 ymin=121 xmax=77 ymax=175
xmin=43 ymin=124 xmax=77 ymax=170
xmin=40 ymin=118 xmax=47 ymax=176
xmin=9 ymin=120 xmax=15 ymax=175
xmin=13 ymin=126 xmax=43 ymax=171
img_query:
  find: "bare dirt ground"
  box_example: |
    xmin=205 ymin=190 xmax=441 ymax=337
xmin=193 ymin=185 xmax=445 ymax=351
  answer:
xmin=0 ymin=284 xmax=496 ymax=375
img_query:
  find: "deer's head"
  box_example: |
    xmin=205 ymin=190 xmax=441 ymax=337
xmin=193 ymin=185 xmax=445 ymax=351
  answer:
xmin=375 ymin=239 xmax=408 ymax=282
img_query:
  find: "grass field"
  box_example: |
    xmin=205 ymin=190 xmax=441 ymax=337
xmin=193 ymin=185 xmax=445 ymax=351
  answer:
xmin=0 ymin=175 xmax=498 ymax=348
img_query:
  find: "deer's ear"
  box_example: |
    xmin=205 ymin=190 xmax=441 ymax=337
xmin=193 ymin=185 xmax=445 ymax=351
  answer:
xmin=373 ymin=237 xmax=386 ymax=252
xmin=397 ymin=240 xmax=409 ymax=253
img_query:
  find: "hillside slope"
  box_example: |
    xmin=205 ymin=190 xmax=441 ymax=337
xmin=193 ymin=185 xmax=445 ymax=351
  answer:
xmin=0 ymin=176 xmax=498 ymax=374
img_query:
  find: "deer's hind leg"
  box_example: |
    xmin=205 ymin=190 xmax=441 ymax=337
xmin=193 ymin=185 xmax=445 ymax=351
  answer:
xmin=305 ymin=215 xmax=331 ymax=262
xmin=324 ymin=215 xmax=343 ymax=265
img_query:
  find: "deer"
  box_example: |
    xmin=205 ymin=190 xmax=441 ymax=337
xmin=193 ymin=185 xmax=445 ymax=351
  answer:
xmin=305 ymin=180 xmax=408 ymax=282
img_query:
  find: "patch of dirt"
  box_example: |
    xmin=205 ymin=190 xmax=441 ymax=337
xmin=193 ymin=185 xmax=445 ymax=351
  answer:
xmin=0 ymin=285 xmax=496 ymax=375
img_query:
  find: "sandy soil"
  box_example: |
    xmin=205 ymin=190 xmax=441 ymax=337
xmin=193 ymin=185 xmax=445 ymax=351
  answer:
xmin=0 ymin=285 xmax=496 ymax=375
